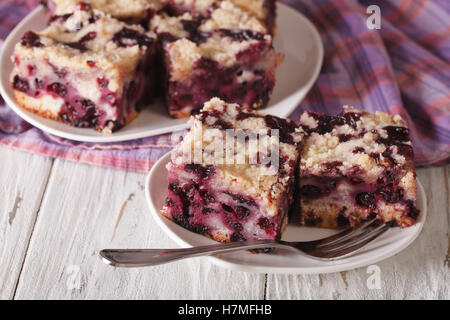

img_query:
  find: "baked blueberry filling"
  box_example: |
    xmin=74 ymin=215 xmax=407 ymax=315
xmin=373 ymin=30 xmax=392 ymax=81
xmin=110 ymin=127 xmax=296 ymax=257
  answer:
xmin=113 ymin=28 xmax=153 ymax=47
xmin=21 ymin=31 xmax=44 ymax=48
xmin=65 ymin=31 xmax=97 ymax=51
xmin=13 ymin=75 xmax=30 ymax=93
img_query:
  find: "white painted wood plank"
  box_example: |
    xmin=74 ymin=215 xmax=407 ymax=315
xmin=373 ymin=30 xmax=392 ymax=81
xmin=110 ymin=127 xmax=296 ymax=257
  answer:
xmin=266 ymin=166 xmax=450 ymax=300
xmin=444 ymin=166 xmax=450 ymax=269
xmin=0 ymin=147 xmax=53 ymax=299
xmin=14 ymin=159 xmax=265 ymax=300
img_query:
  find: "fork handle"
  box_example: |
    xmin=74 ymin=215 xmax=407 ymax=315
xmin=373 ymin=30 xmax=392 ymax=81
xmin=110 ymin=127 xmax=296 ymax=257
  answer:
xmin=100 ymin=240 xmax=283 ymax=267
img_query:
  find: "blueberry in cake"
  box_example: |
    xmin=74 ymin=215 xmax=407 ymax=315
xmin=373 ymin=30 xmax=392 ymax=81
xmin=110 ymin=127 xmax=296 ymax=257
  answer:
xmin=297 ymin=107 xmax=419 ymax=228
xmin=11 ymin=3 xmax=157 ymax=132
xmin=150 ymin=1 xmax=283 ymax=118
xmin=161 ymin=98 xmax=303 ymax=242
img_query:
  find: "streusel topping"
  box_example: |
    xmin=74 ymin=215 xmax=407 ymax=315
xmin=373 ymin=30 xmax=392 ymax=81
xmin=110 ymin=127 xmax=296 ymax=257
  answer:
xmin=199 ymin=1 xmax=267 ymax=33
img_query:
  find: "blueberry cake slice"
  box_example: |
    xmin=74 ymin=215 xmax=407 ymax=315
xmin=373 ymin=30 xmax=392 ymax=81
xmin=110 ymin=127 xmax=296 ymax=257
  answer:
xmin=11 ymin=5 xmax=157 ymax=132
xmin=153 ymin=20 xmax=283 ymax=117
xmin=161 ymin=98 xmax=303 ymax=242
xmin=43 ymin=0 xmax=167 ymax=24
xmin=149 ymin=0 xmax=282 ymax=118
xmin=298 ymin=107 xmax=419 ymax=228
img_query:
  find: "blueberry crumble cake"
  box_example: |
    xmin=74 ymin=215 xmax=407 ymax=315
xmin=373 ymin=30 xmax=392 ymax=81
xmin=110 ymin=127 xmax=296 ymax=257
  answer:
xmin=297 ymin=107 xmax=419 ymax=228
xmin=10 ymin=4 xmax=157 ymax=132
xmin=157 ymin=33 xmax=283 ymax=118
xmin=150 ymin=2 xmax=283 ymax=118
xmin=161 ymin=98 xmax=303 ymax=242
xmin=12 ymin=0 xmax=282 ymax=129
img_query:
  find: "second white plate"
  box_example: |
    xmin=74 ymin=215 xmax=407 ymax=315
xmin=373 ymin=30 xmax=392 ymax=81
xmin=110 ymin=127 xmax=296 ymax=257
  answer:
xmin=145 ymin=151 xmax=427 ymax=274
xmin=0 ymin=3 xmax=323 ymax=142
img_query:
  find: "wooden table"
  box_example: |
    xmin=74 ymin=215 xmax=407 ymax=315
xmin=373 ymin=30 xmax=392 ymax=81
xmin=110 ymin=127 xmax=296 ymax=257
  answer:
xmin=1 ymin=146 xmax=448 ymax=300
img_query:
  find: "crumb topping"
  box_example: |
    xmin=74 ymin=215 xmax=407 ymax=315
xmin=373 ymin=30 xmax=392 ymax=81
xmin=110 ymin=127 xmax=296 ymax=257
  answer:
xmin=166 ymin=38 xmax=201 ymax=81
xmin=172 ymin=0 xmax=217 ymax=15
xmin=199 ymin=1 xmax=267 ymax=33
xmin=150 ymin=12 xmax=193 ymax=38
xmin=49 ymin=0 xmax=166 ymax=19
xmin=300 ymin=106 xmax=413 ymax=182
xmin=229 ymin=0 xmax=267 ymax=19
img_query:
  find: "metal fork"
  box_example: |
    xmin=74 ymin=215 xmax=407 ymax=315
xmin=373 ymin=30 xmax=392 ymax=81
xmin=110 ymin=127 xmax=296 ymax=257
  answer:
xmin=100 ymin=218 xmax=389 ymax=267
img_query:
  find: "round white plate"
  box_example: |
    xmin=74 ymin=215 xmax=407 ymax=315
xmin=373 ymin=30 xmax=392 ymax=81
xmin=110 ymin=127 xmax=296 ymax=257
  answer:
xmin=0 ymin=3 xmax=323 ymax=143
xmin=145 ymin=152 xmax=427 ymax=274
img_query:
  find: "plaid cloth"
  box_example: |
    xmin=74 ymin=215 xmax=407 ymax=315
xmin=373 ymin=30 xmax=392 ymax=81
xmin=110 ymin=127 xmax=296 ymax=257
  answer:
xmin=0 ymin=0 xmax=448 ymax=172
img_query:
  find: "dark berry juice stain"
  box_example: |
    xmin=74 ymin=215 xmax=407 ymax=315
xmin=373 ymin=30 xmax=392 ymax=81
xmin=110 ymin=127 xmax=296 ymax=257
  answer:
xmin=264 ymin=115 xmax=297 ymax=144
xmin=181 ymin=19 xmax=202 ymax=40
xmin=395 ymin=143 xmax=414 ymax=158
xmin=35 ymin=78 xmax=44 ymax=89
xmin=21 ymin=31 xmax=44 ymax=48
xmin=338 ymin=134 xmax=353 ymax=142
xmin=257 ymin=217 xmax=275 ymax=232
xmin=12 ymin=75 xmax=30 ymax=93
xmin=217 ymin=29 xmax=266 ymax=41
xmin=303 ymin=211 xmax=322 ymax=226
xmin=353 ymin=147 xmax=365 ymax=154
xmin=221 ymin=203 xmax=234 ymax=212
xmin=341 ymin=112 xmax=361 ymax=129
xmin=184 ymin=164 xmax=215 ymax=179
xmin=322 ymin=161 xmax=343 ymax=174
xmin=113 ymin=28 xmax=153 ymax=47
xmin=97 ymin=77 xmax=109 ymax=88
xmin=384 ymin=126 xmax=409 ymax=142
xmin=376 ymin=183 xmax=405 ymax=203
xmin=303 ymin=110 xmax=361 ymax=135
xmin=47 ymin=82 xmax=67 ymax=97
xmin=224 ymin=192 xmax=257 ymax=207
xmin=199 ymin=189 xmax=215 ymax=204
xmin=231 ymin=232 xmax=246 ymax=242
xmin=235 ymin=206 xmax=250 ymax=220
xmin=337 ymin=207 xmax=349 ymax=227
xmin=49 ymin=13 xmax=73 ymax=23
xmin=299 ymin=185 xmax=322 ymax=199
xmin=60 ymin=98 xmax=98 ymax=128
xmin=355 ymin=192 xmax=375 ymax=208
xmin=382 ymin=148 xmax=396 ymax=165
xmin=405 ymin=200 xmax=420 ymax=220
xmin=65 ymin=31 xmax=97 ymax=51
xmin=168 ymin=182 xmax=191 ymax=217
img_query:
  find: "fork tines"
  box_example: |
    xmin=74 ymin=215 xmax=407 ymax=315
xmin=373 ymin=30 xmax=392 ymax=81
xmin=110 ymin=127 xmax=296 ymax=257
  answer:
xmin=302 ymin=218 xmax=389 ymax=259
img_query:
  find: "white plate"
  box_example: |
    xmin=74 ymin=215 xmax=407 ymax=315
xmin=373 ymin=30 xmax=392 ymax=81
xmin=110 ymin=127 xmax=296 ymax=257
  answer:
xmin=0 ymin=3 xmax=323 ymax=143
xmin=145 ymin=152 xmax=427 ymax=274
